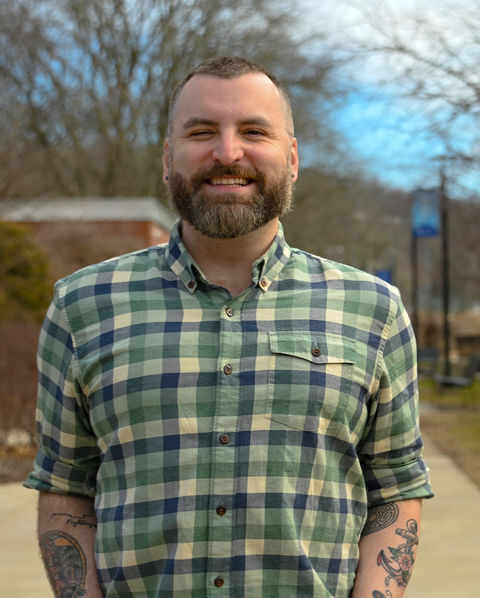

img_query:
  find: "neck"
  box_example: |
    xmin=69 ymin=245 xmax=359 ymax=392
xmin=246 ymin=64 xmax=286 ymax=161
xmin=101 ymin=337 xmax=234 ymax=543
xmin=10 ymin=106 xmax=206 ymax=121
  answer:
xmin=180 ymin=219 xmax=279 ymax=296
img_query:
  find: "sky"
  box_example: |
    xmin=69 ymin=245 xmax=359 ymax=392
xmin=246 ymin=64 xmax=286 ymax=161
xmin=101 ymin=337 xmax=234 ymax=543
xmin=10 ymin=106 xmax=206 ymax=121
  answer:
xmin=334 ymin=87 xmax=445 ymax=191
xmin=299 ymin=0 xmax=479 ymax=195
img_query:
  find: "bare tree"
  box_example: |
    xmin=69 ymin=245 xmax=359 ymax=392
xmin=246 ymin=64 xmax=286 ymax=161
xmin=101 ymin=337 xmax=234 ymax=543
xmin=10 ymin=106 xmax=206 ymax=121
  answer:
xmin=333 ymin=0 xmax=480 ymax=310
xmin=0 ymin=0 xmax=343 ymax=199
xmin=340 ymin=0 xmax=480 ymax=192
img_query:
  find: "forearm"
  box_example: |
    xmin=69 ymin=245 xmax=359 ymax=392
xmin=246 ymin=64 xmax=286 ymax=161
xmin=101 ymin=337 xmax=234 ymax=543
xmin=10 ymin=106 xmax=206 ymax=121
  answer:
xmin=352 ymin=499 xmax=422 ymax=598
xmin=38 ymin=491 xmax=104 ymax=597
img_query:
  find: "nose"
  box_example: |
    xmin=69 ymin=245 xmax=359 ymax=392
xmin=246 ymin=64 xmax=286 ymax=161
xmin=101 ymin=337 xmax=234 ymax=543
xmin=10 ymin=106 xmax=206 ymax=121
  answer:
xmin=211 ymin=131 xmax=244 ymax=165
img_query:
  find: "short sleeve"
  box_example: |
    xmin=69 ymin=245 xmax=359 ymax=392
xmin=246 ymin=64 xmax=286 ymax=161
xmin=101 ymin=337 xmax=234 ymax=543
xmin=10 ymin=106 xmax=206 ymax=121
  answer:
xmin=358 ymin=294 xmax=433 ymax=506
xmin=24 ymin=282 xmax=100 ymax=497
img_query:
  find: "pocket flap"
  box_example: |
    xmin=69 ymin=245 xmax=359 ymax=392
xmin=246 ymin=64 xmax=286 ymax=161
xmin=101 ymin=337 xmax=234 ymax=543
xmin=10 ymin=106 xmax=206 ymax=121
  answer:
xmin=268 ymin=331 xmax=356 ymax=364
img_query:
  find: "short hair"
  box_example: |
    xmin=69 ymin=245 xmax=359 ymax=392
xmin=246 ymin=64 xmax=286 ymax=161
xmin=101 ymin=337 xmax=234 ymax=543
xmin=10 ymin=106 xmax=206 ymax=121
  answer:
xmin=167 ymin=56 xmax=294 ymax=137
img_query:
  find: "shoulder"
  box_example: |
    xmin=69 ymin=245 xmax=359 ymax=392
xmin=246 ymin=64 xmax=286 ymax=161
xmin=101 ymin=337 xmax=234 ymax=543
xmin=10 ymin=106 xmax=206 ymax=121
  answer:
xmin=287 ymin=248 xmax=403 ymax=326
xmin=291 ymin=247 xmax=400 ymax=297
xmin=52 ymin=244 xmax=171 ymax=327
xmin=57 ymin=244 xmax=169 ymax=292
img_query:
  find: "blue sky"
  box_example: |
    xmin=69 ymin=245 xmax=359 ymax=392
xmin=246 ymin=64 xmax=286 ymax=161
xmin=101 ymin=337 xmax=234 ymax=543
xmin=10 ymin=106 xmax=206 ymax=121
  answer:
xmin=300 ymin=0 xmax=480 ymax=196
xmin=334 ymin=87 xmax=446 ymax=191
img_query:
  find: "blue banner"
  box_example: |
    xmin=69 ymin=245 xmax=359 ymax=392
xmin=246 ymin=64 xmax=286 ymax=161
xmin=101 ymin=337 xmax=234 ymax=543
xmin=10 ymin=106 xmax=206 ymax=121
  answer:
xmin=375 ymin=269 xmax=393 ymax=284
xmin=412 ymin=188 xmax=440 ymax=237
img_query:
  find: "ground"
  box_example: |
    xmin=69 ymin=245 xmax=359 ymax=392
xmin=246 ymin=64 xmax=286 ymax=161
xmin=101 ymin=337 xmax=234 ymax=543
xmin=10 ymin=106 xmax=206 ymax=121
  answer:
xmin=0 ymin=445 xmax=37 ymax=484
xmin=420 ymin=408 xmax=480 ymax=489
xmin=419 ymin=378 xmax=480 ymax=489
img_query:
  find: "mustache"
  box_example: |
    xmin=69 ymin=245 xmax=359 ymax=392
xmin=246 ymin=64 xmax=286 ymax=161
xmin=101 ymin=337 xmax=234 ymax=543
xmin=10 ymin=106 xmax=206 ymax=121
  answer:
xmin=191 ymin=165 xmax=260 ymax=185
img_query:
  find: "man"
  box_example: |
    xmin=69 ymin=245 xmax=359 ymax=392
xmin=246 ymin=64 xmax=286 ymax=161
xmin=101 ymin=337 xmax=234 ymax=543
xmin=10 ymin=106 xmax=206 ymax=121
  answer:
xmin=26 ymin=57 xmax=432 ymax=597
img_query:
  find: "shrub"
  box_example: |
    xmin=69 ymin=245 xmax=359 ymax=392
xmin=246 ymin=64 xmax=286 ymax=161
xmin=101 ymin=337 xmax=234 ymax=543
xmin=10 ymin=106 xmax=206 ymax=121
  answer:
xmin=0 ymin=221 xmax=52 ymax=323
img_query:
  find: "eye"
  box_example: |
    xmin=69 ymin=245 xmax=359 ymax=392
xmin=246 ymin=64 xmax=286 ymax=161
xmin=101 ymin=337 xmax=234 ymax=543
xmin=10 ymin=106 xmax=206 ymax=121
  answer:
xmin=244 ymin=129 xmax=266 ymax=137
xmin=188 ymin=130 xmax=215 ymax=138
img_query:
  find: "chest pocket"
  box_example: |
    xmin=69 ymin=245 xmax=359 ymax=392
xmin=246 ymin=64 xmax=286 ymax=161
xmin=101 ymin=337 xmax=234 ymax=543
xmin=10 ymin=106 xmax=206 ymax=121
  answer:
xmin=266 ymin=331 xmax=356 ymax=433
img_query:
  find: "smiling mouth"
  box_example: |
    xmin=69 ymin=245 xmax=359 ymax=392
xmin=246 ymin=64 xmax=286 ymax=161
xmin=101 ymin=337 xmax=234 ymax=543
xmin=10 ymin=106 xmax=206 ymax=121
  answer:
xmin=209 ymin=177 xmax=251 ymax=186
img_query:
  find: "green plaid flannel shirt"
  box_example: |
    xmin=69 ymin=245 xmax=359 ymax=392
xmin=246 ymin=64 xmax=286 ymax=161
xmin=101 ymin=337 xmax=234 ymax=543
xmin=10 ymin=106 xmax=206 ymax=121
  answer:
xmin=26 ymin=220 xmax=432 ymax=597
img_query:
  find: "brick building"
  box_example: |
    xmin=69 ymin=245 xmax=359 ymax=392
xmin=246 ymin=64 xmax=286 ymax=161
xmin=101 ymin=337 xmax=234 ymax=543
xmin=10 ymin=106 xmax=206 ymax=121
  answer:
xmin=0 ymin=197 xmax=176 ymax=279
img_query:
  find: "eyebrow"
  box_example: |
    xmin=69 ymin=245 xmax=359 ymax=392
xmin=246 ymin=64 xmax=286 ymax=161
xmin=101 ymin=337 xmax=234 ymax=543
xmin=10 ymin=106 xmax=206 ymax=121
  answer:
xmin=182 ymin=116 xmax=273 ymax=130
xmin=182 ymin=117 xmax=216 ymax=130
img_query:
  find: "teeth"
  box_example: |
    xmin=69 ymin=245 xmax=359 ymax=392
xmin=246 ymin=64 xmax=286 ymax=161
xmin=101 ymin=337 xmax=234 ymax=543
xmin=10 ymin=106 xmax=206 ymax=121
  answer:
xmin=210 ymin=177 xmax=249 ymax=186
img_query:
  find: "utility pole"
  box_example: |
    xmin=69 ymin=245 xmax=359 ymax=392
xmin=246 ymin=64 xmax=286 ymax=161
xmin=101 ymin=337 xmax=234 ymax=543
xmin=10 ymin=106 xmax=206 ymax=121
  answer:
xmin=440 ymin=171 xmax=451 ymax=376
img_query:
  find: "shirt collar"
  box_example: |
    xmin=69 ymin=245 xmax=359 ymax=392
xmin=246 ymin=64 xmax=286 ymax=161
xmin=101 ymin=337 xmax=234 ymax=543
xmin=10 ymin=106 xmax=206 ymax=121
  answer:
xmin=250 ymin=221 xmax=291 ymax=292
xmin=166 ymin=219 xmax=291 ymax=294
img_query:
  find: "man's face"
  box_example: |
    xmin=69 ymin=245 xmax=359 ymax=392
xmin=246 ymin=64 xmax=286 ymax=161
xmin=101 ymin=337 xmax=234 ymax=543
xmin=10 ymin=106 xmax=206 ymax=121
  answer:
xmin=163 ymin=73 xmax=298 ymax=239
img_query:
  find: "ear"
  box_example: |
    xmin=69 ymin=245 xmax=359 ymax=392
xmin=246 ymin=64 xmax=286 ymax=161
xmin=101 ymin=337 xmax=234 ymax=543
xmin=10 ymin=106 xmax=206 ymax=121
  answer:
xmin=290 ymin=137 xmax=299 ymax=183
xmin=162 ymin=139 xmax=170 ymax=184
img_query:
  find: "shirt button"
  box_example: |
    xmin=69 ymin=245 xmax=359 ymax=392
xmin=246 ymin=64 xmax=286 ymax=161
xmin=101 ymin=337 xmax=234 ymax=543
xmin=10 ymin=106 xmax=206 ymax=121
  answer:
xmin=187 ymin=281 xmax=195 ymax=289
xmin=219 ymin=434 xmax=230 ymax=445
xmin=216 ymin=505 xmax=227 ymax=516
xmin=311 ymin=347 xmax=321 ymax=357
xmin=260 ymin=278 xmax=268 ymax=288
xmin=214 ymin=576 xmax=224 ymax=587
xmin=223 ymin=364 xmax=232 ymax=375
xmin=225 ymin=307 xmax=234 ymax=317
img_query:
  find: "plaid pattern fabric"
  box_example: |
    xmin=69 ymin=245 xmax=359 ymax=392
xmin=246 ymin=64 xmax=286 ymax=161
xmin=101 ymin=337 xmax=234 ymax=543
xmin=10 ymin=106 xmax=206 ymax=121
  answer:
xmin=26 ymin=220 xmax=432 ymax=597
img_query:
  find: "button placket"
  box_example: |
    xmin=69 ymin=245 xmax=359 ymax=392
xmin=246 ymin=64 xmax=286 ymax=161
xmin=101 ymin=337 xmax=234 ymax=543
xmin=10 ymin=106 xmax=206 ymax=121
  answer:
xmin=210 ymin=298 xmax=242 ymax=590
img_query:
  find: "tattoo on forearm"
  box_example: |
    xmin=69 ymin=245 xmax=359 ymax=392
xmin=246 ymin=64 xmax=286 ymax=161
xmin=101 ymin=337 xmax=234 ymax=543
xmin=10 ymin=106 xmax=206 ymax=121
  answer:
xmin=362 ymin=503 xmax=399 ymax=536
xmin=51 ymin=511 xmax=97 ymax=529
xmin=377 ymin=518 xmax=419 ymax=588
xmin=39 ymin=530 xmax=87 ymax=597
xmin=372 ymin=591 xmax=392 ymax=598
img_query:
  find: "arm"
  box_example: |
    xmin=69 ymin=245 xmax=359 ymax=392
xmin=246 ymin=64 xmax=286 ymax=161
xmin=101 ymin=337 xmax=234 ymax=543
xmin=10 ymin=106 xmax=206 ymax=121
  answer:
xmin=351 ymin=498 xmax=422 ymax=598
xmin=355 ymin=293 xmax=432 ymax=596
xmin=38 ymin=491 xmax=104 ymax=597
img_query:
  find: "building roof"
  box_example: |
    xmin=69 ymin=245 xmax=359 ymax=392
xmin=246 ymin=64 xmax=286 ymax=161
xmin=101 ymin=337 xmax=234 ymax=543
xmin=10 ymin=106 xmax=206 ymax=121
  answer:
xmin=0 ymin=197 xmax=176 ymax=229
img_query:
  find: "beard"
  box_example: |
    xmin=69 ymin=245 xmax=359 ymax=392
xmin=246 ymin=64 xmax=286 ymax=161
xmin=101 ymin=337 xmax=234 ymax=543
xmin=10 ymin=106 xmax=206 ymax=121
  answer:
xmin=167 ymin=164 xmax=293 ymax=239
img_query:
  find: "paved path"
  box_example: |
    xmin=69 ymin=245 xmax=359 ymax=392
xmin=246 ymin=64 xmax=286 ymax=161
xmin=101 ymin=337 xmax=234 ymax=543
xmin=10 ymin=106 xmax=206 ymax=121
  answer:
xmin=1 ymin=434 xmax=479 ymax=596
xmin=406 ymin=435 xmax=480 ymax=597
xmin=0 ymin=480 xmax=51 ymax=596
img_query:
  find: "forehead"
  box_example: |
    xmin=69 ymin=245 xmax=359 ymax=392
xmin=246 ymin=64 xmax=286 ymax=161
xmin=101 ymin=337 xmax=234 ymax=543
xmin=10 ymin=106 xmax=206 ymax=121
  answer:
xmin=172 ymin=73 xmax=290 ymax=133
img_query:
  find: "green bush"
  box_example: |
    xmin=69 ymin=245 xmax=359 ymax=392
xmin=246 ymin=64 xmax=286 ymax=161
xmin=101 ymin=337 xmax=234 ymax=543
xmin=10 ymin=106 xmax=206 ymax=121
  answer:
xmin=0 ymin=222 xmax=52 ymax=322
